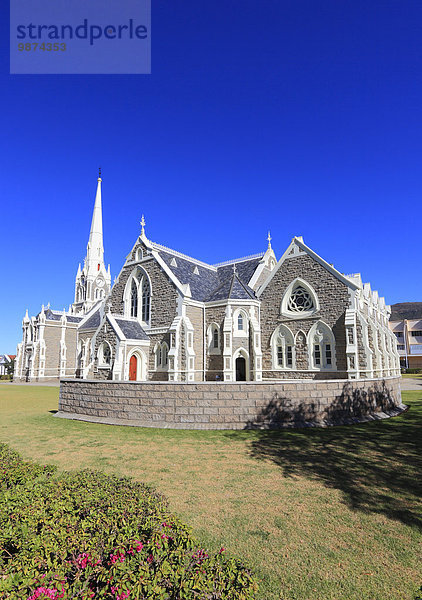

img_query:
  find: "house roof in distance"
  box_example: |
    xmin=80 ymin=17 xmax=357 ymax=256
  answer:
xmin=389 ymin=302 xmax=422 ymax=321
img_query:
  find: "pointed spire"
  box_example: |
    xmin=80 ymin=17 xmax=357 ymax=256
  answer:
xmin=140 ymin=215 xmax=146 ymax=236
xmin=86 ymin=174 xmax=104 ymax=265
xmin=23 ymin=309 xmax=30 ymax=323
xmin=267 ymin=231 xmax=272 ymax=250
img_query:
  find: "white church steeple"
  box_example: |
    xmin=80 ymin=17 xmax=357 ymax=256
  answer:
xmin=72 ymin=170 xmax=111 ymax=315
xmin=86 ymin=171 xmax=104 ymax=272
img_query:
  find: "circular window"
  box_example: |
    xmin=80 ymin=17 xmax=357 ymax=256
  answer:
xmin=287 ymin=286 xmax=314 ymax=313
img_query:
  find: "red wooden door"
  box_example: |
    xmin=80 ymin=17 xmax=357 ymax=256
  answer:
xmin=129 ymin=355 xmax=137 ymax=381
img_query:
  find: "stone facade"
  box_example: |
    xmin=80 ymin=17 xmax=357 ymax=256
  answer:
xmin=58 ymin=376 xmax=405 ymax=430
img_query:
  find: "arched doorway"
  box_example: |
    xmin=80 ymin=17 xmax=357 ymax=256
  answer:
xmin=235 ymin=356 xmax=246 ymax=381
xmin=129 ymin=355 xmax=137 ymax=381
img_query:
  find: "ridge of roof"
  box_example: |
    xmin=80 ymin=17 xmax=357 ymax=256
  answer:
xmin=232 ymin=274 xmax=256 ymax=299
xmin=151 ymin=241 xmax=217 ymax=271
xmin=213 ymin=252 xmax=265 ymax=267
xmin=204 ymin=271 xmax=256 ymax=302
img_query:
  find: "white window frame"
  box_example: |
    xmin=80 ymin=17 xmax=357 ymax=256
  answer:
xmin=233 ymin=309 xmax=248 ymax=337
xmin=307 ymin=321 xmax=336 ymax=371
xmin=207 ymin=323 xmax=221 ymax=354
xmin=123 ymin=268 xmax=152 ymax=326
xmin=98 ymin=341 xmax=112 ymax=368
xmin=271 ymin=324 xmax=296 ymax=370
xmin=155 ymin=342 xmax=169 ymax=370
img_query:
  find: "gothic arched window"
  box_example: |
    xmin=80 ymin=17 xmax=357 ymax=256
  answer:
xmin=155 ymin=342 xmax=169 ymax=369
xmin=130 ymin=280 xmax=138 ymax=317
xmin=213 ymin=327 xmax=219 ymax=349
xmin=287 ymin=286 xmax=314 ymax=313
xmin=207 ymin=323 xmax=220 ymax=354
xmin=281 ymin=278 xmax=319 ymax=318
xmin=141 ymin=278 xmax=150 ymax=323
xmin=308 ymin=322 xmax=335 ymax=370
xmin=234 ymin=310 xmax=248 ymax=335
xmin=98 ymin=342 xmax=112 ymax=366
xmin=271 ymin=324 xmax=295 ymax=369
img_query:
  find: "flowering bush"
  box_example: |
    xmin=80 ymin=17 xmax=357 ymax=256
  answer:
xmin=0 ymin=443 xmax=258 ymax=599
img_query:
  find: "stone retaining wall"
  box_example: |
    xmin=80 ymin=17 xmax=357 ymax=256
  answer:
xmin=57 ymin=376 xmax=404 ymax=429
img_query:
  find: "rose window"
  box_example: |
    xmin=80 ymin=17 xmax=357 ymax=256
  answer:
xmin=287 ymin=286 xmax=314 ymax=313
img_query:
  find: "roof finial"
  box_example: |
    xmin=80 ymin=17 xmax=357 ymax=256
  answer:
xmin=267 ymin=230 xmax=272 ymax=249
xmin=140 ymin=215 xmax=146 ymax=236
xmin=232 ymin=263 xmax=237 ymax=275
xmin=98 ymin=167 xmax=102 ymax=181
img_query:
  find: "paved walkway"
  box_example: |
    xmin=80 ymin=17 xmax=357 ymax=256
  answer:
xmin=400 ymin=377 xmax=422 ymax=391
xmin=0 ymin=381 xmax=60 ymax=387
xmin=1 ymin=378 xmax=421 ymax=390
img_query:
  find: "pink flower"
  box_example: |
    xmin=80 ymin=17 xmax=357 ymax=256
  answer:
xmin=28 ymin=587 xmax=58 ymax=600
xmin=76 ymin=553 xmax=90 ymax=569
xmin=192 ymin=549 xmax=209 ymax=563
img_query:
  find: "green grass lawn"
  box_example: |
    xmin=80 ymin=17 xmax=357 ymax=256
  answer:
xmin=402 ymin=373 xmax=422 ymax=379
xmin=0 ymin=384 xmax=421 ymax=600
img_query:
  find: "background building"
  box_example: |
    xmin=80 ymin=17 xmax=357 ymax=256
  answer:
xmin=0 ymin=355 xmax=15 ymax=376
xmin=389 ymin=303 xmax=422 ymax=369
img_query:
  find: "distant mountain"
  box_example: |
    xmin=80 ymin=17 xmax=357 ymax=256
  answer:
xmin=390 ymin=302 xmax=422 ymax=321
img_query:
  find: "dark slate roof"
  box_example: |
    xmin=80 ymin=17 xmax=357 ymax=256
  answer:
xmin=390 ymin=302 xmax=422 ymax=321
xmin=216 ymin=257 xmax=263 ymax=286
xmin=37 ymin=308 xmax=82 ymax=323
xmin=158 ymin=250 xmax=219 ymax=302
xmin=44 ymin=309 xmax=61 ymax=321
xmin=66 ymin=315 xmax=83 ymax=323
xmin=205 ymin=274 xmax=256 ymax=302
xmin=80 ymin=309 xmax=102 ymax=330
xmin=114 ymin=318 xmax=149 ymax=340
xmin=156 ymin=246 xmax=263 ymax=302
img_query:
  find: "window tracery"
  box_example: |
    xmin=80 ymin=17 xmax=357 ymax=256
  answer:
xmin=287 ymin=286 xmax=314 ymax=313
xmin=271 ymin=325 xmax=295 ymax=369
xmin=309 ymin=322 xmax=335 ymax=370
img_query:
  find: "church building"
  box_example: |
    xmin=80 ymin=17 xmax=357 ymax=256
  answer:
xmin=15 ymin=174 xmax=400 ymax=383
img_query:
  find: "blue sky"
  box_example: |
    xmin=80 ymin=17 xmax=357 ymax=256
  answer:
xmin=1 ymin=1 xmax=421 ymax=352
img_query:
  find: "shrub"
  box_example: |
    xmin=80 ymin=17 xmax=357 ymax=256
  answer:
xmin=0 ymin=443 xmax=258 ymax=599
xmin=401 ymin=368 xmax=422 ymax=374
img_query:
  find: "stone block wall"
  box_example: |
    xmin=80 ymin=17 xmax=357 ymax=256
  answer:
xmin=58 ymin=376 xmax=403 ymax=430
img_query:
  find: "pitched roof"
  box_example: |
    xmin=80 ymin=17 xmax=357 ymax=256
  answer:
xmin=37 ymin=308 xmax=82 ymax=323
xmin=216 ymin=257 xmax=263 ymax=287
xmin=205 ymin=273 xmax=256 ymax=302
xmin=114 ymin=318 xmax=149 ymax=340
xmin=155 ymin=243 xmax=262 ymax=302
xmin=79 ymin=309 xmax=101 ymax=330
xmin=390 ymin=302 xmax=422 ymax=321
xmin=158 ymin=250 xmax=219 ymax=301
xmin=43 ymin=308 xmax=62 ymax=321
xmin=66 ymin=315 xmax=83 ymax=323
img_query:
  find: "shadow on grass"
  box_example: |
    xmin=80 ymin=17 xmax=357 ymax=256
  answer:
xmin=226 ymin=394 xmax=422 ymax=529
xmin=49 ymin=410 xmax=58 ymax=414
